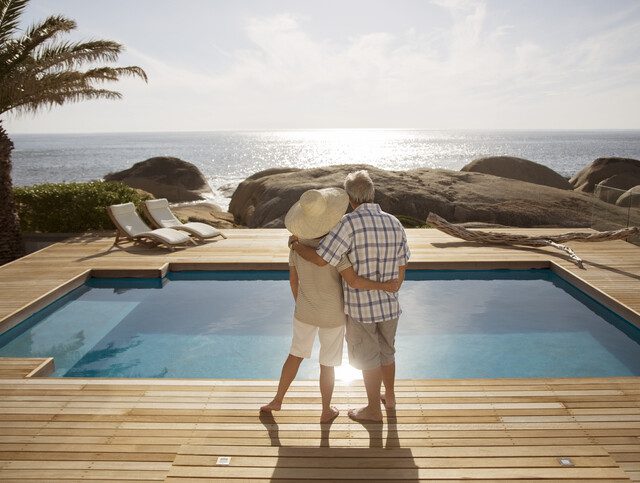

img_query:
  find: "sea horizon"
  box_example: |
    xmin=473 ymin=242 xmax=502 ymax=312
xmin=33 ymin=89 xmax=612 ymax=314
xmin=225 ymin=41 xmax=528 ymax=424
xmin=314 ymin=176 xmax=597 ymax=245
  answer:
xmin=9 ymin=127 xmax=640 ymax=136
xmin=11 ymin=129 xmax=640 ymax=210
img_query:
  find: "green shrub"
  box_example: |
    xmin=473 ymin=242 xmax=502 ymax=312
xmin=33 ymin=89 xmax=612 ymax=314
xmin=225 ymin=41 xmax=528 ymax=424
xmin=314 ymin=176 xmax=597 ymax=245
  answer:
xmin=13 ymin=181 xmax=151 ymax=233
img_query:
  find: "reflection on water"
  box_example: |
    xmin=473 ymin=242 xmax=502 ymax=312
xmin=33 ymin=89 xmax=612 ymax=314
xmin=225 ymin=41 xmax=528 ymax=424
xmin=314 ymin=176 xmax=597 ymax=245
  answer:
xmin=0 ymin=270 xmax=639 ymax=378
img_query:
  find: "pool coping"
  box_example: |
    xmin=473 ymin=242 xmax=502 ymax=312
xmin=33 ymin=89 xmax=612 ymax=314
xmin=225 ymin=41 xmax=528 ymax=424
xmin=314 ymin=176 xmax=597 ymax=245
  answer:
xmin=24 ymin=357 xmax=55 ymax=378
xmin=1 ymin=259 xmax=639 ymax=341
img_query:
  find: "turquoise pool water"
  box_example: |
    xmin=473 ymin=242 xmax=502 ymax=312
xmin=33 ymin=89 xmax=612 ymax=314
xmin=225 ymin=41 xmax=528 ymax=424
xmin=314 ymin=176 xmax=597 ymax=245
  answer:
xmin=0 ymin=270 xmax=639 ymax=379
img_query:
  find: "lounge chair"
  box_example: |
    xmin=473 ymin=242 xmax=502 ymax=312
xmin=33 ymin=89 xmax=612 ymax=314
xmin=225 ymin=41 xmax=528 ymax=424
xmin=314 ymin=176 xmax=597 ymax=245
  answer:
xmin=143 ymin=198 xmax=227 ymax=242
xmin=107 ymin=202 xmax=194 ymax=250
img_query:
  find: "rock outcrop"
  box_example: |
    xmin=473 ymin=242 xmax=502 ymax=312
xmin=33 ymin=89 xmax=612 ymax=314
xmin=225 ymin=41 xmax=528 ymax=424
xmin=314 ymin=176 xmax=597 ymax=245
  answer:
xmin=461 ymin=156 xmax=571 ymax=190
xmin=570 ymin=157 xmax=640 ymax=193
xmin=104 ymin=157 xmax=213 ymax=202
xmin=171 ymin=202 xmax=241 ymax=229
xmin=229 ymin=164 xmax=629 ymax=228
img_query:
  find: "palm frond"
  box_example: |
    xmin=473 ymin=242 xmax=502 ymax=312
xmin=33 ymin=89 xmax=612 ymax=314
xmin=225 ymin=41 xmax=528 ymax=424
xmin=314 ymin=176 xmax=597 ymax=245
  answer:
xmin=0 ymin=15 xmax=76 ymax=73
xmin=0 ymin=0 xmax=147 ymax=118
xmin=8 ymin=87 xmax=122 ymax=116
xmin=32 ymin=40 xmax=123 ymax=72
xmin=0 ymin=65 xmax=146 ymax=115
xmin=82 ymin=65 xmax=148 ymax=83
xmin=0 ymin=0 xmax=28 ymax=44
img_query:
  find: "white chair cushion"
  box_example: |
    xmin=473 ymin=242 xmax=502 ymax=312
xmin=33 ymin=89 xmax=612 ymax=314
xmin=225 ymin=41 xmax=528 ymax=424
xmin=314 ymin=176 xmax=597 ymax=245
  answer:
xmin=145 ymin=199 xmax=170 ymax=209
xmin=109 ymin=203 xmax=152 ymax=237
xmin=143 ymin=228 xmax=191 ymax=245
xmin=144 ymin=199 xmax=181 ymax=228
xmin=182 ymin=222 xmax=222 ymax=238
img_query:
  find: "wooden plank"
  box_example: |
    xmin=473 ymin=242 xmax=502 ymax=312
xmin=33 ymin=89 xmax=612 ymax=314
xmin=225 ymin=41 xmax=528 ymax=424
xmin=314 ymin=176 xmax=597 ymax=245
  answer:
xmin=165 ymin=465 xmax=630 ymax=479
xmin=165 ymin=479 xmax=628 ymax=483
xmin=172 ymin=454 xmax=618 ymax=469
xmin=0 ymin=469 xmax=167 ymax=480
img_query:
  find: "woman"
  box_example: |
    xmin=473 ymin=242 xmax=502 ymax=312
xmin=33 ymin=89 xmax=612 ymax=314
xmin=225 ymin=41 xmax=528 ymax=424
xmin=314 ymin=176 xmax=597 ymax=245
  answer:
xmin=260 ymin=188 xmax=399 ymax=422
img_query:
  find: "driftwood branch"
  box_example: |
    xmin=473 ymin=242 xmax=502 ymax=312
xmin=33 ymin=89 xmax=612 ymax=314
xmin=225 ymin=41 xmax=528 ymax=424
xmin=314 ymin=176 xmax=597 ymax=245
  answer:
xmin=426 ymin=212 xmax=640 ymax=269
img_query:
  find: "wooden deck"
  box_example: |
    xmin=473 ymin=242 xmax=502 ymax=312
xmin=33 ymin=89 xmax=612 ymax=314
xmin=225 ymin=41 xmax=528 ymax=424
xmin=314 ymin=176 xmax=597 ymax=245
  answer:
xmin=0 ymin=228 xmax=639 ymax=481
xmin=0 ymin=374 xmax=638 ymax=481
xmin=0 ymin=358 xmax=53 ymax=379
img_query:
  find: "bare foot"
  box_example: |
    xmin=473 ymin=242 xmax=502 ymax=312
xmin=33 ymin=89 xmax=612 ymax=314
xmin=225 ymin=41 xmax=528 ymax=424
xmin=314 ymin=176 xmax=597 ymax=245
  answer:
xmin=320 ymin=406 xmax=339 ymax=423
xmin=260 ymin=399 xmax=282 ymax=413
xmin=347 ymin=406 xmax=383 ymax=423
xmin=380 ymin=392 xmax=396 ymax=409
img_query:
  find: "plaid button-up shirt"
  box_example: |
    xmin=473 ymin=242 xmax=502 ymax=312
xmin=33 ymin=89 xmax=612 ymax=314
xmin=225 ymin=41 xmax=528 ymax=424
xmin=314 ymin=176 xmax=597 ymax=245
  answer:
xmin=317 ymin=203 xmax=410 ymax=323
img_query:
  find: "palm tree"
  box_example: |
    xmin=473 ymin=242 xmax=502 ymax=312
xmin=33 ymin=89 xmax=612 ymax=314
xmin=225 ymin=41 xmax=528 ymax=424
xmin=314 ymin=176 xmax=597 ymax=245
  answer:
xmin=0 ymin=0 xmax=147 ymax=264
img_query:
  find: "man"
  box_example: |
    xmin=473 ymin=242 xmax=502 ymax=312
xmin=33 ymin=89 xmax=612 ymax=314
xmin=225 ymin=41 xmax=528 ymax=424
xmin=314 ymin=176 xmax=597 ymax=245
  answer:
xmin=290 ymin=170 xmax=410 ymax=422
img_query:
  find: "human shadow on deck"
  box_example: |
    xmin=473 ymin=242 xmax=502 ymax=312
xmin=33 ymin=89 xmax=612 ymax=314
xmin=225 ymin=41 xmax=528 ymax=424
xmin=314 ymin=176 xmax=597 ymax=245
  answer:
xmin=259 ymin=408 xmax=419 ymax=481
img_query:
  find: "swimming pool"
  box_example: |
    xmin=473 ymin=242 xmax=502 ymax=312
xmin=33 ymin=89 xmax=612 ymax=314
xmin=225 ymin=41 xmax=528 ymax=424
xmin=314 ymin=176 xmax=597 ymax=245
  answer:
xmin=0 ymin=270 xmax=639 ymax=379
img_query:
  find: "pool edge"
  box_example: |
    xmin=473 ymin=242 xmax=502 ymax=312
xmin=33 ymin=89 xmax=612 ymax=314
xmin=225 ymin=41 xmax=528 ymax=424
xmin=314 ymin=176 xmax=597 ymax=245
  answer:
xmin=551 ymin=261 xmax=640 ymax=328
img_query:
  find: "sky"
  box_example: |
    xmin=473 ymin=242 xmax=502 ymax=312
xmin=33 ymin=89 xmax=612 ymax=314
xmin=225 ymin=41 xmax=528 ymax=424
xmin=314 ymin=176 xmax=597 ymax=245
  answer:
xmin=5 ymin=0 xmax=640 ymax=133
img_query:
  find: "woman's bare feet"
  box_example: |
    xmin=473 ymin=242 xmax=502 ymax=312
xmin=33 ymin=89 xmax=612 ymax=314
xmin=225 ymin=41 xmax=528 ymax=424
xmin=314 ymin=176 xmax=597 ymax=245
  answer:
xmin=260 ymin=399 xmax=282 ymax=413
xmin=320 ymin=406 xmax=339 ymax=423
xmin=347 ymin=406 xmax=383 ymax=423
xmin=380 ymin=392 xmax=396 ymax=409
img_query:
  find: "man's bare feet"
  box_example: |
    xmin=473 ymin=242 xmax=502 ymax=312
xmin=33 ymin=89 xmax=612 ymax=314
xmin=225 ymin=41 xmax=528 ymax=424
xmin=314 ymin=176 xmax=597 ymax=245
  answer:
xmin=347 ymin=406 xmax=383 ymax=423
xmin=380 ymin=392 xmax=396 ymax=409
xmin=320 ymin=406 xmax=339 ymax=423
xmin=260 ymin=399 xmax=282 ymax=413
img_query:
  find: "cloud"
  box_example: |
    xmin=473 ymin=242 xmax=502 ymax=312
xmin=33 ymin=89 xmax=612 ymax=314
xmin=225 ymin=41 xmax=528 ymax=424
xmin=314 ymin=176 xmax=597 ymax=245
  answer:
xmin=7 ymin=1 xmax=640 ymax=131
xmin=179 ymin=5 xmax=636 ymax=127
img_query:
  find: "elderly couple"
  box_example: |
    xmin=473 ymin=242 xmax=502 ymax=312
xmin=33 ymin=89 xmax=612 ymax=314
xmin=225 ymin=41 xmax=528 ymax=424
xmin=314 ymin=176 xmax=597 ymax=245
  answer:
xmin=260 ymin=170 xmax=410 ymax=423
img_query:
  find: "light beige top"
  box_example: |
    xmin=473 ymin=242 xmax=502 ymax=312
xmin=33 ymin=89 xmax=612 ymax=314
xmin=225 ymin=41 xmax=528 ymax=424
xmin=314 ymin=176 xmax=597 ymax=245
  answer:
xmin=289 ymin=238 xmax=351 ymax=328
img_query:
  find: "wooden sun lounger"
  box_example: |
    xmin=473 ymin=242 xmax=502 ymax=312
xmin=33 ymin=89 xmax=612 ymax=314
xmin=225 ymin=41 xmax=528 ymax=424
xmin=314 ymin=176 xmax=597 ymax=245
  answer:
xmin=143 ymin=198 xmax=227 ymax=242
xmin=107 ymin=202 xmax=195 ymax=251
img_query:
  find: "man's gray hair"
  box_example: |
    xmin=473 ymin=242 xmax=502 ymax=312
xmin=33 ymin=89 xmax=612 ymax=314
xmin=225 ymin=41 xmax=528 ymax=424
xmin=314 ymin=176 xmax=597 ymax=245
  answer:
xmin=344 ymin=170 xmax=375 ymax=204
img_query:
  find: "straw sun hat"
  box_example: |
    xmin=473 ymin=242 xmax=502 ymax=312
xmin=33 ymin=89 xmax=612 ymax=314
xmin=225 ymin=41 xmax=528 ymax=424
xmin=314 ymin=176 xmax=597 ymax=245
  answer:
xmin=285 ymin=188 xmax=349 ymax=239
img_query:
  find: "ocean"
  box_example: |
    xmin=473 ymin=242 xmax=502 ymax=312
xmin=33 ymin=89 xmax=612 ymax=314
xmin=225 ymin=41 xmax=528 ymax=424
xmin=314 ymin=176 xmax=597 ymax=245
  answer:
xmin=10 ymin=130 xmax=640 ymax=210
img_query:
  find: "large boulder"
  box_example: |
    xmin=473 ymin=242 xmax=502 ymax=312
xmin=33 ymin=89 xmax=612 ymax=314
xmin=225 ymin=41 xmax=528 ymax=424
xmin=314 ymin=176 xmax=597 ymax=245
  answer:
xmin=104 ymin=157 xmax=213 ymax=202
xmin=229 ymin=164 xmax=630 ymax=228
xmin=599 ymin=173 xmax=640 ymax=191
xmin=570 ymin=157 xmax=640 ymax=193
xmin=595 ymin=173 xmax=640 ymax=204
xmin=461 ymin=156 xmax=571 ymax=190
xmin=615 ymin=186 xmax=640 ymax=208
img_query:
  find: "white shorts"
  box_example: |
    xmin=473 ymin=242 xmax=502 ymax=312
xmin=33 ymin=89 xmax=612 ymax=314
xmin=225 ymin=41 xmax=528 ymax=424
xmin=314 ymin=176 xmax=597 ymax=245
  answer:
xmin=289 ymin=318 xmax=345 ymax=367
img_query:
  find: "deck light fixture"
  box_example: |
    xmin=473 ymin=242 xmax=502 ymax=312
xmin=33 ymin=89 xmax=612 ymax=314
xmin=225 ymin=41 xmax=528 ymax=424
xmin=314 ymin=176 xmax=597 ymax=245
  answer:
xmin=216 ymin=456 xmax=231 ymax=466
